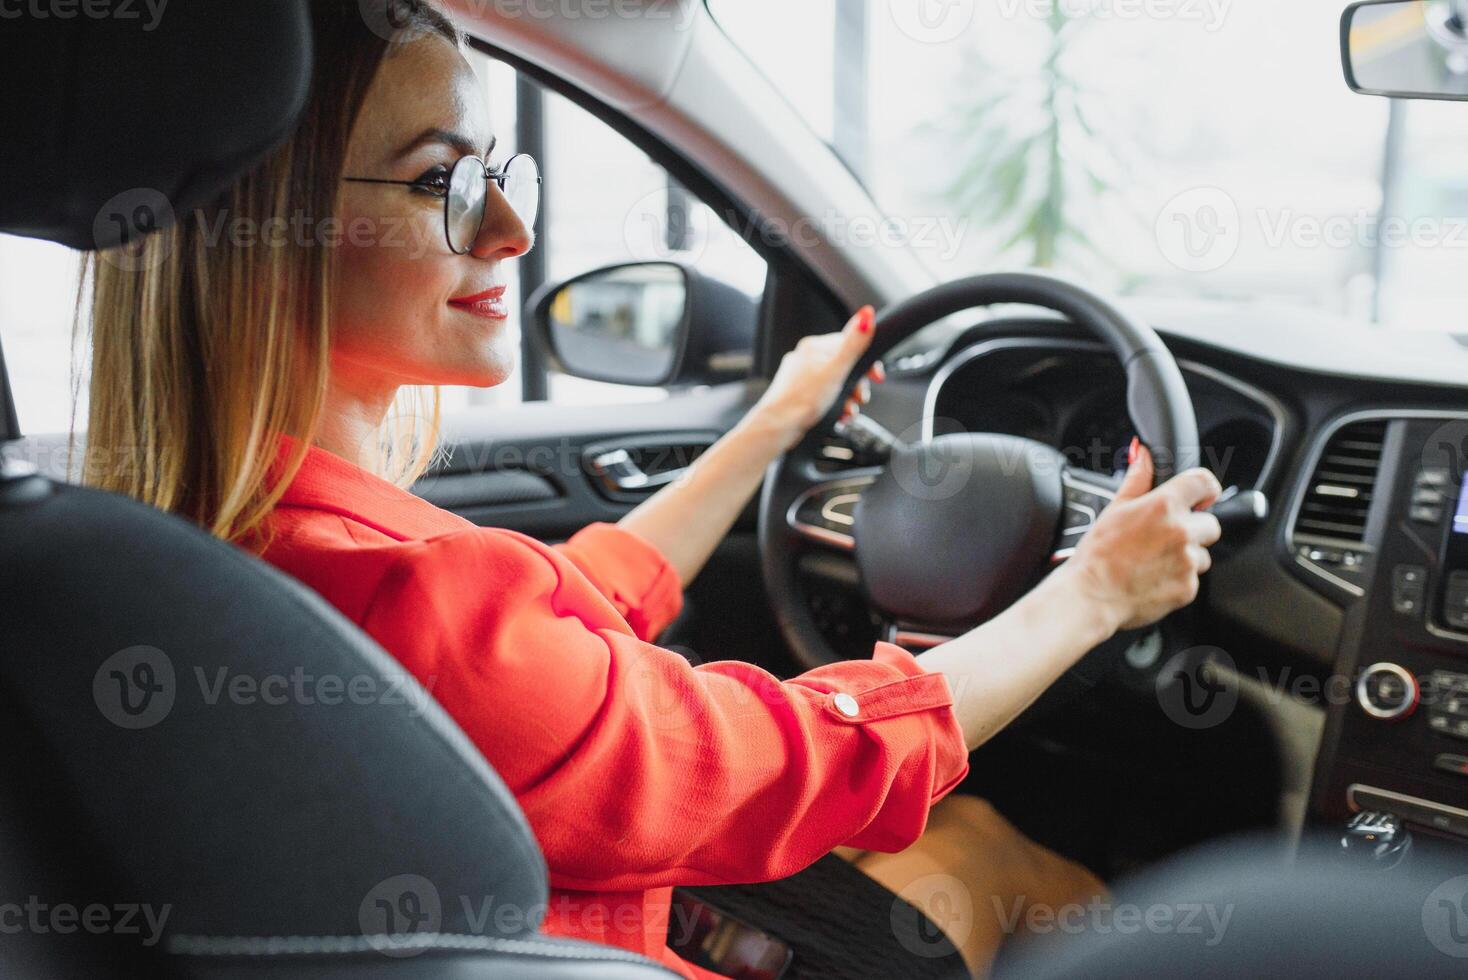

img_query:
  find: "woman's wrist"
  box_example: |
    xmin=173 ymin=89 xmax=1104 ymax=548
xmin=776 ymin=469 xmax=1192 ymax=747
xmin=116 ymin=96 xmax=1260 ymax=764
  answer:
xmin=737 ymin=403 xmax=805 ymax=456
xmin=1029 ymin=562 xmax=1126 ymax=650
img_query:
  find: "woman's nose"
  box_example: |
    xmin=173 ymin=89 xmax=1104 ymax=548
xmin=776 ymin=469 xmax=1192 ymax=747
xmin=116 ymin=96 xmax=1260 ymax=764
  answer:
xmin=470 ymin=185 xmax=534 ymax=260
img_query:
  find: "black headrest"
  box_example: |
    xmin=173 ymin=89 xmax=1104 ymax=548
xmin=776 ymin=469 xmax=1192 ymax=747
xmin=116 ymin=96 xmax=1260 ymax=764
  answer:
xmin=0 ymin=0 xmax=312 ymax=250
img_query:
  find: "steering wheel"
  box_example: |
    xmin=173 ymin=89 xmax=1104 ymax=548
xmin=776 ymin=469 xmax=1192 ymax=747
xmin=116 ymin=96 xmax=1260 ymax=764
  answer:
xmin=758 ymin=272 xmax=1199 ymax=672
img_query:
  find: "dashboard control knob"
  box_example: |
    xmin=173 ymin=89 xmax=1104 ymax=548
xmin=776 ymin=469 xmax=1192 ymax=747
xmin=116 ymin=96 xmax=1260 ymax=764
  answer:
xmin=1355 ymin=663 xmax=1419 ymax=721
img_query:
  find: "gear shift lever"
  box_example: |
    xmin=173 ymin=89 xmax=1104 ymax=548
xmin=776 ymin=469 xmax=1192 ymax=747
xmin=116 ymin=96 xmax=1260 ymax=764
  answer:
xmin=1340 ymin=810 xmax=1413 ymax=870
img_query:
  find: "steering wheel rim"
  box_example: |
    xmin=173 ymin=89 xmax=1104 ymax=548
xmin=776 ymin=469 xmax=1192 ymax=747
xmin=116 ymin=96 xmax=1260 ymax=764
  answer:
xmin=758 ymin=271 xmax=1199 ymax=671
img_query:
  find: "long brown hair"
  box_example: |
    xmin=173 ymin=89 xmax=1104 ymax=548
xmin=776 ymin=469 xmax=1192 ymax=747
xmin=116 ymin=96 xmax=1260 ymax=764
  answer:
xmin=81 ymin=0 xmax=460 ymax=546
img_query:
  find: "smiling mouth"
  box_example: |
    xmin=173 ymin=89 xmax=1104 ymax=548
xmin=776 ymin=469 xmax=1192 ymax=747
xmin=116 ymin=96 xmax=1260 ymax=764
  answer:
xmin=448 ymin=285 xmax=509 ymax=320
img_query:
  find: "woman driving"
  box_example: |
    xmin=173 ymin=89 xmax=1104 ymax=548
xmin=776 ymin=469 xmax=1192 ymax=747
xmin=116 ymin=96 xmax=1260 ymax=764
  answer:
xmin=80 ymin=2 xmax=1222 ymax=976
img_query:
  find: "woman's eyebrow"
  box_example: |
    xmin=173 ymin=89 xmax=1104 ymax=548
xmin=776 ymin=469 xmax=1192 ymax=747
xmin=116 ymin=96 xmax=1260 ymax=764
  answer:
xmin=392 ymin=127 xmax=495 ymax=160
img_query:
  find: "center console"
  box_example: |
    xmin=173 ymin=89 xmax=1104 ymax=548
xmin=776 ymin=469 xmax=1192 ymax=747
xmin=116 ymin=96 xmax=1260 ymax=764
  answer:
xmin=1297 ymin=412 xmax=1468 ymax=840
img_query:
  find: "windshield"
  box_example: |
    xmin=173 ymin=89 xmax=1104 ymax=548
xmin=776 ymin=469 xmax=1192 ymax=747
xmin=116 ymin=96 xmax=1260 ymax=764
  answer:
xmin=708 ymin=0 xmax=1468 ymax=332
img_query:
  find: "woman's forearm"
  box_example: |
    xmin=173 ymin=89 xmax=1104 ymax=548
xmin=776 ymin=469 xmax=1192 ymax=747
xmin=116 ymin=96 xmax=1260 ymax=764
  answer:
xmin=917 ymin=564 xmax=1122 ymax=751
xmin=616 ymin=413 xmax=793 ymax=588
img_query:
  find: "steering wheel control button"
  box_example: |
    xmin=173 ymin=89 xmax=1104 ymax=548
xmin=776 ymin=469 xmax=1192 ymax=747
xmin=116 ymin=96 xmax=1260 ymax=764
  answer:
xmin=833 ymin=693 xmax=860 ymax=718
xmin=787 ymin=475 xmax=876 ymax=552
xmin=1434 ymin=754 xmax=1468 ymax=779
xmin=1391 ymin=564 xmax=1427 ymax=616
xmin=819 ymin=493 xmax=860 ymax=528
xmin=1356 ymin=663 xmax=1419 ymax=721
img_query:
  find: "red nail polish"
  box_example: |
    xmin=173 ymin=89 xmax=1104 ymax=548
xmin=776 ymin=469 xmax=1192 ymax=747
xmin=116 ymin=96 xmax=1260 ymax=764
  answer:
xmin=1128 ymin=436 xmax=1140 ymax=466
xmin=858 ymin=306 xmax=874 ymax=334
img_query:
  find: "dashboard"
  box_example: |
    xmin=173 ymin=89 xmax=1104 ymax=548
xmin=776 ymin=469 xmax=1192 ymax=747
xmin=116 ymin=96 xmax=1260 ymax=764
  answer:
xmin=923 ymin=333 xmax=1282 ymax=491
xmin=854 ymin=311 xmax=1468 ymax=850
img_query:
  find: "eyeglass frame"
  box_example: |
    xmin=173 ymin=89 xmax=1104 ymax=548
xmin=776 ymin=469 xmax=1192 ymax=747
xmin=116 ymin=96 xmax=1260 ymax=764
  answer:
xmin=343 ymin=138 xmax=541 ymax=255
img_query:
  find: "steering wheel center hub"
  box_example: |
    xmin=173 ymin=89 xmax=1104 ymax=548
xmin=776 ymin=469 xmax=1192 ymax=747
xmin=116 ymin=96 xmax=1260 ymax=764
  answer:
xmin=854 ymin=433 xmax=1066 ymax=628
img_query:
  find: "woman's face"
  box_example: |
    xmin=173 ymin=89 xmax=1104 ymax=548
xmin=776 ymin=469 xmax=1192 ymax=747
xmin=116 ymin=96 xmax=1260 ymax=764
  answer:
xmin=332 ymin=35 xmax=532 ymax=393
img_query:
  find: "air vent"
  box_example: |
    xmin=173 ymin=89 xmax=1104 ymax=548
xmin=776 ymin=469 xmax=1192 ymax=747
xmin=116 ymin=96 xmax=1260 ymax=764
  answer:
xmin=1294 ymin=419 xmax=1387 ymax=544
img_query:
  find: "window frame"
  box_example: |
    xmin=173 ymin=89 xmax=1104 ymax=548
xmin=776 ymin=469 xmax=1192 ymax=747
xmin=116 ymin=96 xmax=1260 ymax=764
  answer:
xmin=467 ymin=34 xmax=849 ymax=385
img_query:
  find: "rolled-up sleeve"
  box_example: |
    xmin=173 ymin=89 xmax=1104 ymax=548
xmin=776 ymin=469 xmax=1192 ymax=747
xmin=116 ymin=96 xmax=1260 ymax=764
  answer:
xmin=551 ymin=522 xmax=683 ymax=642
xmin=355 ymin=527 xmax=969 ymax=893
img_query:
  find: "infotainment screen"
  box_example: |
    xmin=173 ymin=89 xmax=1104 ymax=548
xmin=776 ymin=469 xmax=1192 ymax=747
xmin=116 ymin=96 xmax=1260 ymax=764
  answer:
xmin=1455 ymin=472 xmax=1468 ymax=535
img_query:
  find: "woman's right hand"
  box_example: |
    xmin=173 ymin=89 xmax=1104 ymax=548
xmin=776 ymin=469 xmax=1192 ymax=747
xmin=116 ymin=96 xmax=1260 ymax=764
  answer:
xmin=1065 ymin=440 xmax=1223 ymax=632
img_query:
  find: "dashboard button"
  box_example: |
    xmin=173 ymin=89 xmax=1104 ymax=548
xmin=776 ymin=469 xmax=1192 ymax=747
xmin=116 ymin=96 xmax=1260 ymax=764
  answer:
xmin=1434 ymin=754 xmax=1468 ymax=778
xmin=1356 ymin=663 xmax=1419 ymax=721
xmin=1392 ymin=564 xmax=1426 ymax=615
xmin=1410 ymin=504 xmax=1444 ymax=524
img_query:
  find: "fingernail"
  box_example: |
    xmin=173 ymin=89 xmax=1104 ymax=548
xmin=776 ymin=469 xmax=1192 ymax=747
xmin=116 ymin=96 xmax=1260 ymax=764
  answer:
xmin=858 ymin=305 xmax=874 ymax=334
xmin=1128 ymin=436 xmax=1140 ymax=466
xmin=873 ymin=360 xmax=886 ymax=382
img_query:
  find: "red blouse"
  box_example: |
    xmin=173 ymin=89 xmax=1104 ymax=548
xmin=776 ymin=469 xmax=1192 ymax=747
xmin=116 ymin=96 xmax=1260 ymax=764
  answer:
xmin=251 ymin=433 xmax=968 ymax=978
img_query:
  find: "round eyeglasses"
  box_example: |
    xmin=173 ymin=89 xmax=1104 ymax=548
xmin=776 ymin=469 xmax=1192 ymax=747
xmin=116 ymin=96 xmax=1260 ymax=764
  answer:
xmin=344 ymin=151 xmax=540 ymax=255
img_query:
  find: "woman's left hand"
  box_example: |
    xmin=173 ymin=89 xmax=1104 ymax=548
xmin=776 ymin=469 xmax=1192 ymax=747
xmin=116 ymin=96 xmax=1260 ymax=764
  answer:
xmin=749 ymin=305 xmax=887 ymax=452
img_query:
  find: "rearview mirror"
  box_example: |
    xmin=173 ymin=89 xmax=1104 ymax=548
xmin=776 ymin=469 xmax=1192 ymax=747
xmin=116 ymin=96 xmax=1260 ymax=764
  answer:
xmin=1343 ymin=0 xmax=1468 ymax=100
xmin=529 ymin=261 xmax=755 ymax=387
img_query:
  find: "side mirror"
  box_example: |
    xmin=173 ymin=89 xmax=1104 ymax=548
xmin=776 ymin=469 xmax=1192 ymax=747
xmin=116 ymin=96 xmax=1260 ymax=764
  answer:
xmin=528 ymin=261 xmax=755 ymax=388
xmin=1343 ymin=0 xmax=1468 ymax=99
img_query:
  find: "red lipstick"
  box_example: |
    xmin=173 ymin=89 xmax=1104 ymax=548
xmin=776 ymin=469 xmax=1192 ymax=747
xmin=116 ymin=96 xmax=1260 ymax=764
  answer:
xmin=448 ymin=285 xmax=509 ymax=320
